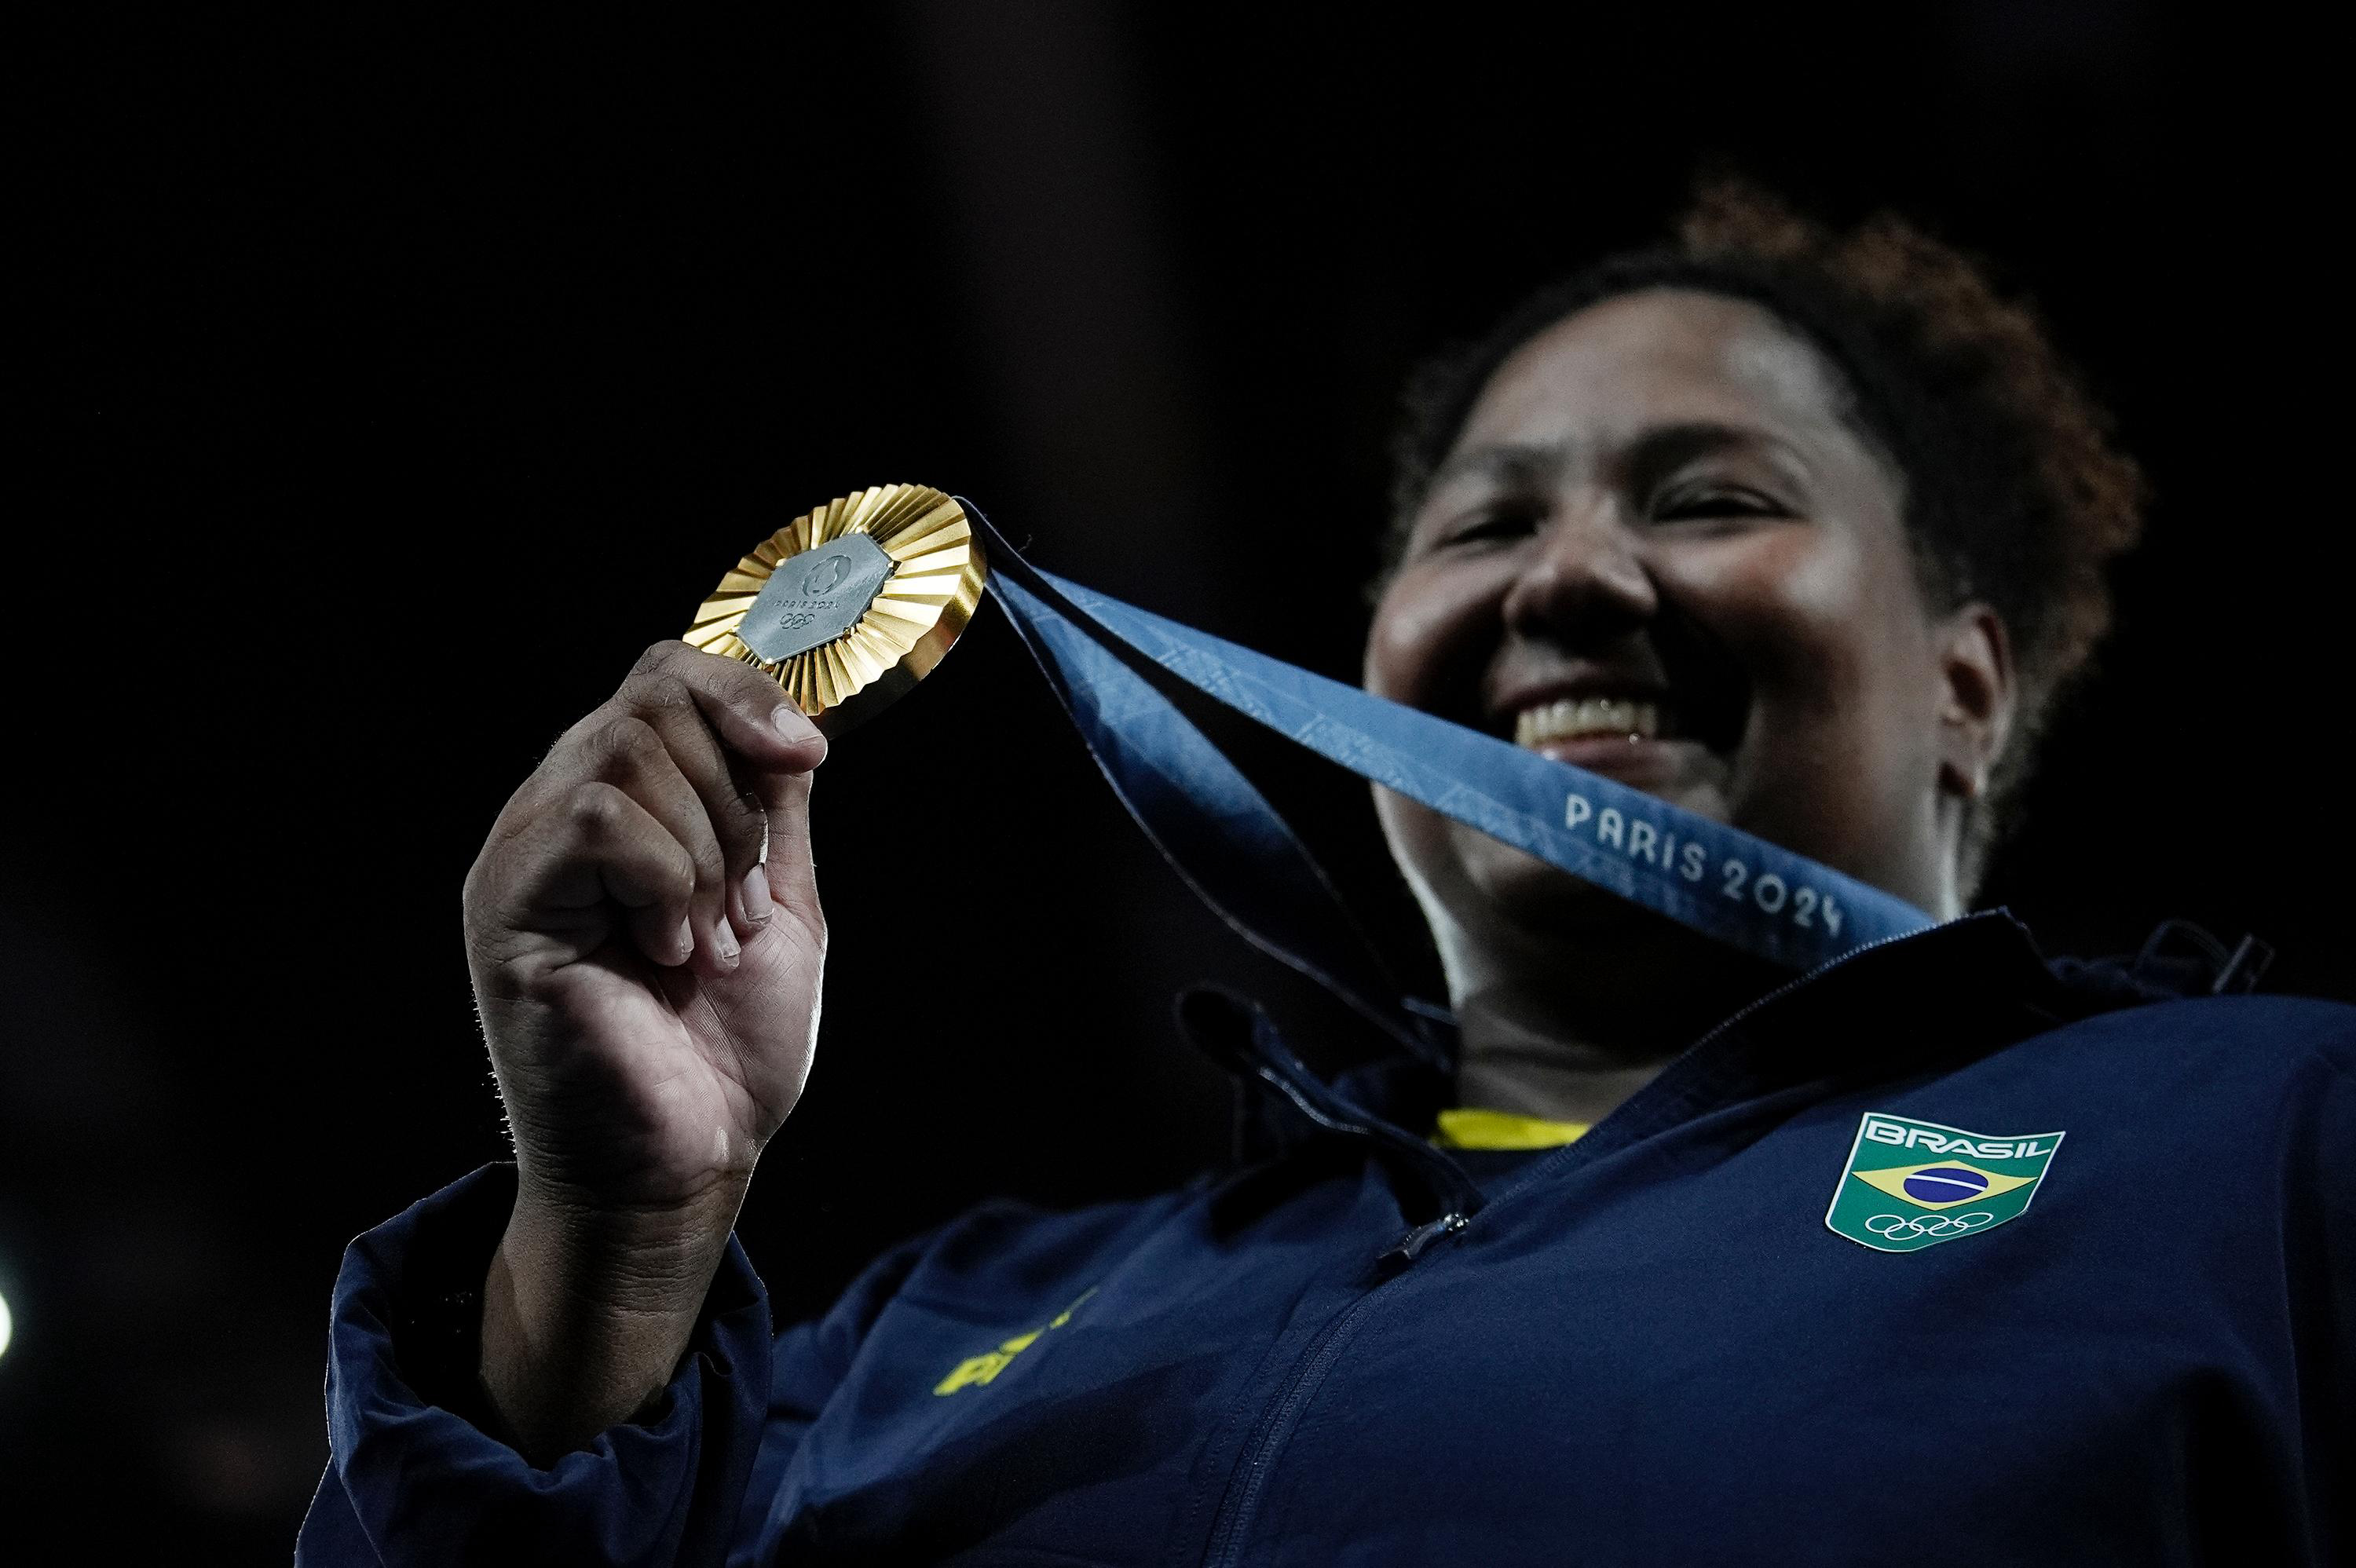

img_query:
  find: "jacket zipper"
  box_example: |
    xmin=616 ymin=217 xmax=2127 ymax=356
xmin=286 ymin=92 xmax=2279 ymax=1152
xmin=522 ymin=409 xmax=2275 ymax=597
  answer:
xmin=1197 ymin=916 xmax=1980 ymax=1564
xmin=1198 ymin=1239 xmax=1447 ymax=1567
xmin=1195 ymin=1001 xmax=1480 ymax=1564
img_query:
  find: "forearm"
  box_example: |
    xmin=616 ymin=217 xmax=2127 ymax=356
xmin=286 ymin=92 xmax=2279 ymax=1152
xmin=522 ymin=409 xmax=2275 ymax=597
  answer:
xmin=478 ymin=1177 xmax=750 ymax=1464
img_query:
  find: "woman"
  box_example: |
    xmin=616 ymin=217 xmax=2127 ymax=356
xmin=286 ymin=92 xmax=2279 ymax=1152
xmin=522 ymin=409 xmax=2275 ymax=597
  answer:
xmin=298 ymin=188 xmax=2350 ymax=1564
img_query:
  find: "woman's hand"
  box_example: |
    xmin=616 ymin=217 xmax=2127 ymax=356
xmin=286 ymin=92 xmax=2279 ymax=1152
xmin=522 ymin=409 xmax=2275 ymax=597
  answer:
xmin=459 ymin=640 xmax=829 ymax=1458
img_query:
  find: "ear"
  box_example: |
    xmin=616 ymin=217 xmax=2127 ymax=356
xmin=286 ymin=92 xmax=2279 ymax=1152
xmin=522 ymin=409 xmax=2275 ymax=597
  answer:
xmin=1933 ymin=603 xmax=2014 ymax=802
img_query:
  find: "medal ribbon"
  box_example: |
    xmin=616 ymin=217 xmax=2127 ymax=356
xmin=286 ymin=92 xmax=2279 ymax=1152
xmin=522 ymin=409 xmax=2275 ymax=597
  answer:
xmin=966 ymin=503 xmax=1934 ymax=1058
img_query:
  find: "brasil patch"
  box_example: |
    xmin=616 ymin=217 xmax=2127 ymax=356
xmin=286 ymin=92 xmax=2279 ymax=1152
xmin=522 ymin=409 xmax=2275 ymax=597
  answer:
xmin=1826 ymin=1113 xmax=2065 ymax=1253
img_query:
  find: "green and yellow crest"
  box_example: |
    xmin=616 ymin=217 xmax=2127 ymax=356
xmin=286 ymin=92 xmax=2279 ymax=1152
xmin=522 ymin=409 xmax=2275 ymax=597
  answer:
xmin=1826 ymin=1113 xmax=2065 ymax=1253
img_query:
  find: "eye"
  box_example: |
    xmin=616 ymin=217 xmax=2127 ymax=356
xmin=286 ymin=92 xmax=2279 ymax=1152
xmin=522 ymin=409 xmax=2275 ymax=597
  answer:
xmin=1652 ymin=486 xmax=1787 ymax=523
xmin=1438 ymin=506 xmax=1539 ymax=547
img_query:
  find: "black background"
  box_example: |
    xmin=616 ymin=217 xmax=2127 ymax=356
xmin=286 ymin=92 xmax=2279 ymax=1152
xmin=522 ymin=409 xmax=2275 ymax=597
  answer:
xmin=7 ymin=5 xmax=2343 ymax=1552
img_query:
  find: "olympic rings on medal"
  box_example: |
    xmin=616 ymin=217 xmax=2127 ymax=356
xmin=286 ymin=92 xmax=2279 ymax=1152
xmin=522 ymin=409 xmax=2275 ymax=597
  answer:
xmin=1864 ymin=1212 xmax=1997 ymax=1241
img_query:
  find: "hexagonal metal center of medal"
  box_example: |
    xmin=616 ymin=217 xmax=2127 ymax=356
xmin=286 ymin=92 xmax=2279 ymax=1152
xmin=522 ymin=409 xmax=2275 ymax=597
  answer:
xmin=738 ymin=533 xmax=895 ymax=663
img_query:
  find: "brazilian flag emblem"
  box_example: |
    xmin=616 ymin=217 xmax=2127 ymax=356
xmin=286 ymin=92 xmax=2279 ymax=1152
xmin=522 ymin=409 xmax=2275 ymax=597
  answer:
xmin=1826 ymin=1113 xmax=2065 ymax=1253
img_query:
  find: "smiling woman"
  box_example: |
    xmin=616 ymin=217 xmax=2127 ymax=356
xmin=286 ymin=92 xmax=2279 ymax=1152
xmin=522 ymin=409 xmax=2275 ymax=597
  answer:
xmin=1364 ymin=185 xmax=2154 ymax=1128
xmin=298 ymin=185 xmax=2351 ymax=1567
xmin=1381 ymin=183 xmax=2146 ymax=896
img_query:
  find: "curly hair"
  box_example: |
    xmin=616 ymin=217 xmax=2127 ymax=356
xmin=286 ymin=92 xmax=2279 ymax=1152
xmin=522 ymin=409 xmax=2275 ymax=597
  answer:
xmin=1382 ymin=182 xmax=2148 ymax=888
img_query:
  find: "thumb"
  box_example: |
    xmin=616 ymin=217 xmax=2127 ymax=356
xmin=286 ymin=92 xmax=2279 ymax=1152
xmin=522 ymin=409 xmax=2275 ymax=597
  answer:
xmin=748 ymin=762 xmax=820 ymax=930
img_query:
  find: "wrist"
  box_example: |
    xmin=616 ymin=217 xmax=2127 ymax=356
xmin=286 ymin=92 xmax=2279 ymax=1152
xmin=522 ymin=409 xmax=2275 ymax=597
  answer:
xmin=503 ymin=1169 xmax=747 ymax=1316
xmin=477 ymin=1174 xmax=748 ymax=1461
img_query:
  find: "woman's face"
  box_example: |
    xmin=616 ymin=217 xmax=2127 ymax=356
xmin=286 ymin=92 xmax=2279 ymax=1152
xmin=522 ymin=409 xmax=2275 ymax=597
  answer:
xmin=1367 ymin=288 xmax=2006 ymax=950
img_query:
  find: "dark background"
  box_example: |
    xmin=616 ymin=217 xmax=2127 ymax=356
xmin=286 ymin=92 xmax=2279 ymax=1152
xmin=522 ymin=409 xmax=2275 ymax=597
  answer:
xmin=7 ymin=5 xmax=2341 ymax=1553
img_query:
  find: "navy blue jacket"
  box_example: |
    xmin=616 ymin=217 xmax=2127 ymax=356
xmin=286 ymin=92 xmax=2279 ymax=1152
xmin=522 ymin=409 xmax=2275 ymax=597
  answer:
xmin=298 ymin=913 xmax=2354 ymax=1564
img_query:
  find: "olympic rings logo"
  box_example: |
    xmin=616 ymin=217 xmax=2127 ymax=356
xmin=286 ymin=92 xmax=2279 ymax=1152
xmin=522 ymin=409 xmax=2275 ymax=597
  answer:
xmin=1864 ymin=1212 xmax=1996 ymax=1241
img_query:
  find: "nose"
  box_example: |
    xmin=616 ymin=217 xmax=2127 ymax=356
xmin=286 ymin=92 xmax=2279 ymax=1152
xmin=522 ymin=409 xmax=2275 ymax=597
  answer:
xmin=1498 ymin=494 xmax=1659 ymax=645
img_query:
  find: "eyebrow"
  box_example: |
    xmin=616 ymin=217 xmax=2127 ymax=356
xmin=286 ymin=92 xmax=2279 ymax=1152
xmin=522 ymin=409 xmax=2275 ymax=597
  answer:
xmin=1627 ymin=422 xmax=1816 ymax=488
xmin=1428 ymin=422 xmax=1814 ymax=496
xmin=1424 ymin=440 xmax=1568 ymax=495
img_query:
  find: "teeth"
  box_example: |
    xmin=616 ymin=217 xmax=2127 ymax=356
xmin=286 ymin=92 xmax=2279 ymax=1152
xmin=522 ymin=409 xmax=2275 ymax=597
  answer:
xmin=1513 ymin=696 xmax=1663 ymax=747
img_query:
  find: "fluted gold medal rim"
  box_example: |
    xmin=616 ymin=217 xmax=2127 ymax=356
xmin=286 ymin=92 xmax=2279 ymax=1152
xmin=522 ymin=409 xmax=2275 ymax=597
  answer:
xmin=685 ymin=484 xmax=986 ymax=734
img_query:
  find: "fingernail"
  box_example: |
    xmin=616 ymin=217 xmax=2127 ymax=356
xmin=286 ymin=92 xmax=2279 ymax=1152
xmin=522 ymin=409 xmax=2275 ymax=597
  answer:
xmin=741 ymin=863 xmax=772 ymax=924
xmin=675 ymin=915 xmax=693 ymax=959
xmin=773 ymin=706 xmax=826 ymax=759
xmin=712 ymin=923 xmax=740 ymax=964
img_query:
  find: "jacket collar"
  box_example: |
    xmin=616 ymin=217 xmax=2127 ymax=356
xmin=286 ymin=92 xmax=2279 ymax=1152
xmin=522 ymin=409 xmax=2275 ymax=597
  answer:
xmin=1212 ymin=908 xmax=2230 ymax=1168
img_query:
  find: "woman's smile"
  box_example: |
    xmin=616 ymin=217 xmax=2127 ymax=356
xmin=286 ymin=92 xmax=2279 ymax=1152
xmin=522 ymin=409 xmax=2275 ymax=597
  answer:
xmin=1365 ymin=283 xmax=2014 ymax=947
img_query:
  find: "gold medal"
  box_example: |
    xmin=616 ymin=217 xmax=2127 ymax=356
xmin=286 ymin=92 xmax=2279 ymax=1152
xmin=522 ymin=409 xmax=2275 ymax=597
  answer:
xmin=686 ymin=484 xmax=986 ymax=734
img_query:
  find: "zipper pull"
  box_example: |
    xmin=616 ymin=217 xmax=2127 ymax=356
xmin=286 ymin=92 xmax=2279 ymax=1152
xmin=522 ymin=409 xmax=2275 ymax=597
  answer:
xmin=1379 ymin=1211 xmax=1469 ymax=1270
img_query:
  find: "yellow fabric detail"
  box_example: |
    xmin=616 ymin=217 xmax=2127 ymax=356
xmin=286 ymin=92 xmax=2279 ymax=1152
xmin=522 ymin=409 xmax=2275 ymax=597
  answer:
xmin=1432 ymin=1106 xmax=1593 ymax=1151
xmin=933 ymin=1287 xmax=1100 ymax=1396
xmin=933 ymin=1352 xmax=1014 ymax=1394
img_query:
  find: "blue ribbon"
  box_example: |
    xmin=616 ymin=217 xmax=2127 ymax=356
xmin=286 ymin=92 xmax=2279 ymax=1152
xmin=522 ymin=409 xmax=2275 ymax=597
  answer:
xmin=967 ymin=502 xmax=1933 ymax=1050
